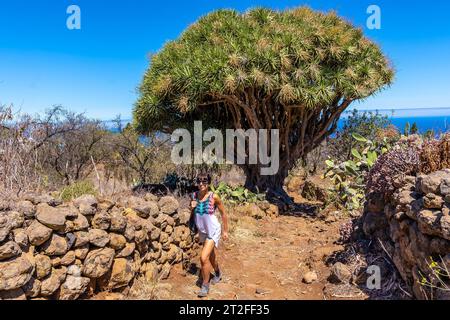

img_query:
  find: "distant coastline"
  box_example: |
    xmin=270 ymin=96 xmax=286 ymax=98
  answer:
xmin=104 ymin=107 xmax=450 ymax=134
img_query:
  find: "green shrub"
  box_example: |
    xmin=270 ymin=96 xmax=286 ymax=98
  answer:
xmin=328 ymin=109 xmax=396 ymax=162
xmin=210 ymin=182 xmax=265 ymax=204
xmin=59 ymin=181 xmax=97 ymax=202
xmin=325 ymin=133 xmax=392 ymax=210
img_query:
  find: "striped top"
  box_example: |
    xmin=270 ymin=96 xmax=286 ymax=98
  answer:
xmin=193 ymin=191 xmax=221 ymax=237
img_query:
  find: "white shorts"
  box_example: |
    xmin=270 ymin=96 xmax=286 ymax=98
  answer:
xmin=198 ymin=230 xmax=221 ymax=248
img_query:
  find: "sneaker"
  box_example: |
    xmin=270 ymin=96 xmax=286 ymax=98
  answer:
xmin=211 ymin=270 xmax=222 ymax=285
xmin=197 ymin=284 xmax=209 ymax=298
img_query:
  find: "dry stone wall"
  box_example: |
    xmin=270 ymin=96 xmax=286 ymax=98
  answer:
xmin=363 ymin=169 xmax=450 ymax=300
xmin=0 ymin=193 xmax=196 ymax=300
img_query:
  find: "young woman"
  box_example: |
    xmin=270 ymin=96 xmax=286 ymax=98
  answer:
xmin=190 ymin=173 xmax=229 ymax=298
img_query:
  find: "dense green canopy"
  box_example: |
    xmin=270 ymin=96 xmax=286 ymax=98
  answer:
xmin=135 ymin=7 xmax=393 ymax=132
xmin=134 ymin=7 xmax=394 ymax=199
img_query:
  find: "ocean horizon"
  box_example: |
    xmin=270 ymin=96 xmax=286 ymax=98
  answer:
xmin=104 ymin=107 xmax=450 ymax=134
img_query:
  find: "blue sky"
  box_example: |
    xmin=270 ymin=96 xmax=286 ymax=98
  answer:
xmin=0 ymin=0 xmax=449 ymax=120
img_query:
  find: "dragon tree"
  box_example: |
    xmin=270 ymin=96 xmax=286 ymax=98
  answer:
xmin=134 ymin=7 xmax=394 ymax=204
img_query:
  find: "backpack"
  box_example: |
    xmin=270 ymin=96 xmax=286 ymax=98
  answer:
xmin=188 ymin=192 xmax=198 ymax=234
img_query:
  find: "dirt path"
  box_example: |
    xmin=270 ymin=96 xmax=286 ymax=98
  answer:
xmin=160 ymin=213 xmax=367 ymax=300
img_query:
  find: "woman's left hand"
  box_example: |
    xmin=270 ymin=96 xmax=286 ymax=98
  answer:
xmin=222 ymin=231 xmax=229 ymax=241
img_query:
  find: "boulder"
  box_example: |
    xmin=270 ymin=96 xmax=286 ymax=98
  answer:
xmin=440 ymin=178 xmax=450 ymax=196
xmin=107 ymin=258 xmax=136 ymax=289
xmin=165 ymin=225 xmax=173 ymax=235
xmin=36 ymin=203 xmax=67 ymax=231
xmin=109 ymin=233 xmax=126 ymax=250
xmin=301 ymin=178 xmax=329 ymax=203
xmin=144 ymin=193 xmax=158 ymax=202
xmin=440 ymin=215 xmax=450 ymax=240
xmin=0 ymin=215 xmax=12 ymax=242
xmin=71 ymin=214 xmax=89 ymax=231
xmin=0 ymin=287 xmax=27 ymax=300
xmin=110 ymin=211 xmax=127 ymax=233
xmin=134 ymin=229 xmax=148 ymax=244
xmin=98 ymin=199 xmax=115 ymax=212
xmin=58 ymin=275 xmax=90 ymax=300
xmin=34 ymin=254 xmax=52 ymax=279
xmin=423 ymin=193 xmax=444 ymax=210
xmin=67 ymin=264 xmax=82 ymax=276
xmin=329 ymin=262 xmax=352 ymax=284
xmin=13 ymin=229 xmax=29 ymax=248
xmin=0 ymin=241 xmax=21 ymax=261
xmin=91 ymin=211 xmax=111 ymax=230
xmin=235 ymin=203 xmax=265 ymax=219
xmin=150 ymin=227 xmax=161 ymax=241
xmin=287 ymin=176 xmax=304 ymax=193
xmin=166 ymin=215 xmax=175 ymax=227
xmin=88 ymin=229 xmax=110 ymax=247
xmin=158 ymin=196 xmax=179 ymax=215
xmin=26 ymin=220 xmax=52 ymax=246
xmin=159 ymin=262 xmax=171 ymax=280
xmin=22 ymin=277 xmax=41 ymax=298
xmin=58 ymin=206 xmax=79 ymax=219
xmin=24 ymin=193 xmax=61 ymax=207
xmin=173 ymin=226 xmax=190 ymax=244
xmin=302 ymin=271 xmax=318 ymax=284
xmin=121 ymin=196 xmax=152 ymax=219
xmin=14 ymin=201 xmax=36 ymax=219
xmin=416 ymin=170 xmax=450 ymax=195
xmin=417 ymin=210 xmax=442 ymax=237
xmin=51 ymin=257 xmax=62 ymax=268
xmin=405 ymin=199 xmax=423 ymax=221
xmin=60 ymin=251 xmax=76 ymax=266
xmin=0 ymin=255 xmax=34 ymax=291
xmin=82 ymin=248 xmax=115 ymax=278
xmin=73 ymin=195 xmax=98 ymax=216
xmin=176 ymin=209 xmax=191 ymax=225
xmin=167 ymin=244 xmax=179 ymax=263
xmin=134 ymin=200 xmax=159 ymax=219
xmin=41 ymin=234 xmax=68 ymax=256
xmin=40 ymin=267 xmax=67 ymax=296
xmin=74 ymin=245 xmax=90 ymax=260
xmin=124 ymin=223 xmax=135 ymax=241
xmin=73 ymin=231 xmax=90 ymax=248
xmin=6 ymin=211 xmax=24 ymax=229
xmin=143 ymin=262 xmax=158 ymax=282
xmin=116 ymin=242 xmax=135 ymax=258
xmin=395 ymin=190 xmax=416 ymax=207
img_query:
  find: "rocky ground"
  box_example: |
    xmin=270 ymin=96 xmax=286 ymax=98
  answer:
xmin=110 ymin=175 xmax=412 ymax=301
xmin=153 ymin=209 xmax=408 ymax=300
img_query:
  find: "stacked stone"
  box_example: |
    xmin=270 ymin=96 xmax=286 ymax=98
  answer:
xmin=363 ymin=169 xmax=450 ymax=300
xmin=0 ymin=193 xmax=194 ymax=300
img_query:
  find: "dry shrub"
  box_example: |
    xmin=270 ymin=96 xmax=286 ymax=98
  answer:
xmin=376 ymin=124 xmax=400 ymax=142
xmin=419 ymin=134 xmax=450 ymax=174
xmin=0 ymin=105 xmax=114 ymax=195
xmin=1 ymin=105 xmax=45 ymax=194
xmin=366 ymin=146 xmax=420 ymax=197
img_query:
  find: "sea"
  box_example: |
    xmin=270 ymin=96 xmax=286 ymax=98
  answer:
xmin=104 ymin=108 xmax=450 ymax=135
xmin=338 ymin=108 xmax=450 ymax=134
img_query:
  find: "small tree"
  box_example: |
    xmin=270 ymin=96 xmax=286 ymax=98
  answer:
xmin=109 ymin=117 xmax=173 ymax=185
xmin=410 ymin=122 xmax=419 ymax=134
xmin=404 ymin=122 xmax=411 ymax=136
xmin=134 ymin=7 xmax=394 ymax=203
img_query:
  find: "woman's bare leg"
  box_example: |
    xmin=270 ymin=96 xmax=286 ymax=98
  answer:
xmin=200 ymin=240 xmax=215 ymax=285
xmin=209 ymin=247 xmax=219 ymax=273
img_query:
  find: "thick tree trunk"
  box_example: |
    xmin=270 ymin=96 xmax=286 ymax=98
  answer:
xmin=241 ymin=161 xmax=294 ymax=209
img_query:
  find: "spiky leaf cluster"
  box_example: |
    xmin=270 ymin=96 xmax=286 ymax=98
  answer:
xmin=134 ymin=6 xmax=394 ymax=133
